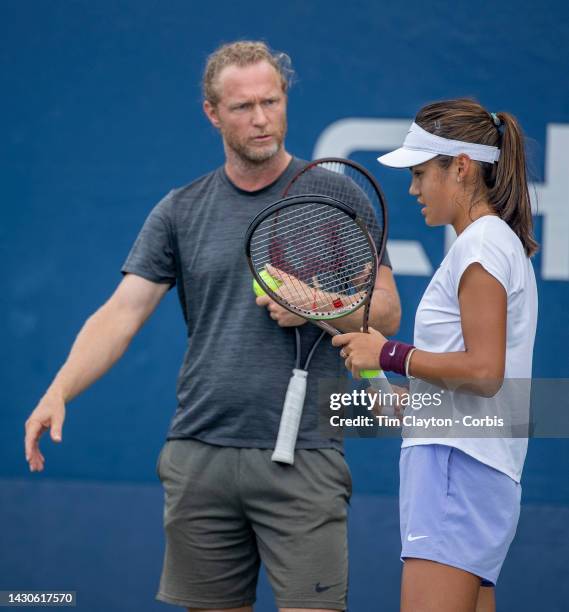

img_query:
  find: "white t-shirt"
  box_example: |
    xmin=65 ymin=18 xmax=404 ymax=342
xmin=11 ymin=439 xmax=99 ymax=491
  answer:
xmin=402 ymin=215 xmax=538 ymax=482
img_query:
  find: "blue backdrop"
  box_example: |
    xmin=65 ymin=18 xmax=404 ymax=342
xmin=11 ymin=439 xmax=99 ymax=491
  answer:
xmin=2 ymin=1 xmax=568 ymax=610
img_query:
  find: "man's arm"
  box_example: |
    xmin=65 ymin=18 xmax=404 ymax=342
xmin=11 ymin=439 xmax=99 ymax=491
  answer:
xmin=24 ymin=274 xmax=170 ymax=472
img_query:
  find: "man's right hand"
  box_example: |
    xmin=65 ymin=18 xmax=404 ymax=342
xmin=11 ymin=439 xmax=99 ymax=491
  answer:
xmin=25 ymin=389 xmax=66 ymax=472
xmin=22 ymin=274 xmax=170 ymax=473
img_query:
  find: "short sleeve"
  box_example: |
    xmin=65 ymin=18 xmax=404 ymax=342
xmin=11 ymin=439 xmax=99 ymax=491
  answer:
xmin=451 ymin=221 xmax=512 ymax=296
xmin=121 ymin=192 xmax=177 ymax=286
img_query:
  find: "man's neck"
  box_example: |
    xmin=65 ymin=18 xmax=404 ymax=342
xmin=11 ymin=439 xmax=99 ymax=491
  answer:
xmin=224 ymin=148 xmax=292 ymax=192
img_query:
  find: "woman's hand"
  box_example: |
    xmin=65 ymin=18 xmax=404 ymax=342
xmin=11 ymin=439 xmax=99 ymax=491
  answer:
xmin=332 ymin=327 xmax=388 ymax=379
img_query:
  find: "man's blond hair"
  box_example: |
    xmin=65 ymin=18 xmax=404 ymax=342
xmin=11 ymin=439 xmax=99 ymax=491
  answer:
xmin=202 ymin=40 xmax=294 ymax=105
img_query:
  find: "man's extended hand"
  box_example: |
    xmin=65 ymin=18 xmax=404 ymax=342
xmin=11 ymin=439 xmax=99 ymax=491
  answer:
xmin=25 ymin=389 xmax=66 ymax=472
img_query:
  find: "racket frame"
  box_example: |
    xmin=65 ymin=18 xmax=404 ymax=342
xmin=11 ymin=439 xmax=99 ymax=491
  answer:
xmin=245 ymin=193 xmax=379 ymax=330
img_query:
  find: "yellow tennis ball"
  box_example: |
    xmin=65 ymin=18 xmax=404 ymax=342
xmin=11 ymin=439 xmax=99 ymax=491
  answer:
xmin=253 ymin=268 xmax=282 ymax=297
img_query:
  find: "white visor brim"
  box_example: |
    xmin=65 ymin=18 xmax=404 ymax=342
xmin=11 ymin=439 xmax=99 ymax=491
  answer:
xmin=377 ymin=148 xmax=438 ymax=168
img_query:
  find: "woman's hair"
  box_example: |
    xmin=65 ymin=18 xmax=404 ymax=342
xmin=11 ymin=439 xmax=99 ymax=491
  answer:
xmin=415 ymin=98 xmax=538 ymax=256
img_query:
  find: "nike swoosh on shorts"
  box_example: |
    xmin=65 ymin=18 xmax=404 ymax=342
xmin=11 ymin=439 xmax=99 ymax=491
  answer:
xmin=407 ymin=534 xmax=429 ymax=542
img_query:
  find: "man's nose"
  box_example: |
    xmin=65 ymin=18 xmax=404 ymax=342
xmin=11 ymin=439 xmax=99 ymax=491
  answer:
xmin=251 ymin=104 xmax=268 ymax=127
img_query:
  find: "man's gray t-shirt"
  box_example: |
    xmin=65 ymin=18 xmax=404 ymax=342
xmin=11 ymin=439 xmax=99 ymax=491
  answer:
xmin=122 ymin=157 xmax=390 ymax=449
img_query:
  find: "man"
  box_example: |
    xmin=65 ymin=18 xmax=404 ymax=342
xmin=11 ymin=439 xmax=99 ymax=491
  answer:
xmin=25 ymin=41 xmax=401 ymax=612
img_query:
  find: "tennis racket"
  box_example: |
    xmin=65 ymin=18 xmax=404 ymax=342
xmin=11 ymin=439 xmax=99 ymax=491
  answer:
xmin=246 ymin=159 xmax=393 ymax=464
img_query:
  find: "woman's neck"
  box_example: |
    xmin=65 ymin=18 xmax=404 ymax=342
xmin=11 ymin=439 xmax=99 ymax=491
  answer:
xmin=453 ymin=201 xmax=497 ymax=236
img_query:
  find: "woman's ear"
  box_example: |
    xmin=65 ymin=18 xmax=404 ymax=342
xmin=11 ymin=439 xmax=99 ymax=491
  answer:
xmin=455 ymin=153 xmax=473 ymax=183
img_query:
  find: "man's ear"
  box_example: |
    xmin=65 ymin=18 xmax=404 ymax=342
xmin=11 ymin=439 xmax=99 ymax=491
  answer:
xmin=203 ymin=100 xmax=221 ymax=129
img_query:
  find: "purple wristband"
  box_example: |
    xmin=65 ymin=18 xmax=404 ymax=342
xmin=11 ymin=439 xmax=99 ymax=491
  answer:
xmin=380 ymin=340 xmax=416 ymax=376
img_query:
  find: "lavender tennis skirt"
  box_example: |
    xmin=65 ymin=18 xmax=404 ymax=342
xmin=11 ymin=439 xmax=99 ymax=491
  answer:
xmin=399 ymin=444 xmax=521 ymax=586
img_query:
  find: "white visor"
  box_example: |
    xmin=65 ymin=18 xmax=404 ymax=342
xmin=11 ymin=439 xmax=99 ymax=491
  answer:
xmin=377 ymin=122 xmax=501 ymax=168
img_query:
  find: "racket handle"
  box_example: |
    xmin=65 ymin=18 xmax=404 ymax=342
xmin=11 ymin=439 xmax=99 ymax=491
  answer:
xmin=271 ymin=368 xmax=308 ymax=465
xmin=360 ymin=369 xmax=380 ymax=378
xmin=366 ymin=370 xmax=396 ymax=416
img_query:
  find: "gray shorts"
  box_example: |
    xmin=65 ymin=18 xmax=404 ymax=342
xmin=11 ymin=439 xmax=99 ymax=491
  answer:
xmin=156 ymin=439 xmax=351 ymax=610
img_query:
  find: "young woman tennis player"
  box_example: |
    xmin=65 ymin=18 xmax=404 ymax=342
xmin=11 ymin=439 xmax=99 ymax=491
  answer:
xmin=333 ymin=99 xmax=538 ymax=612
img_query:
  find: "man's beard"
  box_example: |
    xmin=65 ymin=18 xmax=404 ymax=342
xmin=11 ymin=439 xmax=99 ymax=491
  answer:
xmin=222 ymin=122 xmax=287 ymax=165
xmin=231 ymin=139 xmax=280 ymax=164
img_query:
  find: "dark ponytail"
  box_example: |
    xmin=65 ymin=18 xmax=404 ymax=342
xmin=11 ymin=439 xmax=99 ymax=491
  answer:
xmin=488 ymin=112 xmax=538 ymax=256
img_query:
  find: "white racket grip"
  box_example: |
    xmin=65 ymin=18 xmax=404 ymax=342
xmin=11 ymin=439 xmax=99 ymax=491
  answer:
xmin=367 ymin=371 xmax=396 ymax=416
xmin=271 ymin=368 xmax=308 ymax=465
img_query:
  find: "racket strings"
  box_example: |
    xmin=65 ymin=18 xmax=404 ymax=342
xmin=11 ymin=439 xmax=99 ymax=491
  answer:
xmin=286 ymin=162 xmax=386 ymax=247
xmin=251 ymin=204 xmax=368 ymax=265
xmin=295 ymin=162 xmax=380 ymax=211
xmin=248 ymin=208 xmax=349 ymax=250
xmin=253 ymin=234 xmax=371 ymax=276
xmin=264 ymin=247 xmax=372 ymax=294
xmin=250 ymin=201 xmax=375 ymax=316
xmin=251 ymin=204 xmax=365 ymax=260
